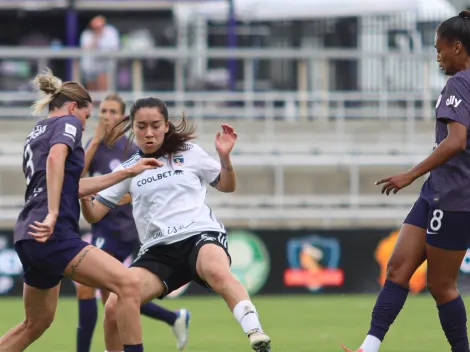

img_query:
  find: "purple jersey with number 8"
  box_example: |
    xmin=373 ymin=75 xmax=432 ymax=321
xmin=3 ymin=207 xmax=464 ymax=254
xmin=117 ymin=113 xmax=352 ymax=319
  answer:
xmin=420 ymin=70 xmax=470 ymax=211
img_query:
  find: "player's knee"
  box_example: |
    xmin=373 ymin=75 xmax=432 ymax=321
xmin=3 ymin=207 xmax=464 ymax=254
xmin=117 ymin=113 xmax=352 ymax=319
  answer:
xmin=115 ymin=271 xmax=141 ymax=301
xmin=427 ymin=278 xmax=457 ymax=301
xmin=23 ymin=313 xmax=54 ymax=337
xmin=203 ymin=265 xmax=233 ymax=290
xmin=385 ymin=260 xmax=412 ymax=285
xmin=104 ymin=294 xmax=118 ymax=325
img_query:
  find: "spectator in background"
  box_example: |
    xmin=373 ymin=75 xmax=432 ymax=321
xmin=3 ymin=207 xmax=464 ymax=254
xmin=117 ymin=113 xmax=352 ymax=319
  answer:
xmin=80 ymin=15 xmax=120 ymax=91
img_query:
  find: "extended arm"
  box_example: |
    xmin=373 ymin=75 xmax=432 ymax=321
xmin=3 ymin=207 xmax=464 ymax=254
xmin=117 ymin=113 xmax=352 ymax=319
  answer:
xmin=408 ymin=121 xmax=467 ymax=179
xmin=80 ymin=197 xmax=112 ymax=223
xmin=215 ymin=155 xmax=236 ymax=193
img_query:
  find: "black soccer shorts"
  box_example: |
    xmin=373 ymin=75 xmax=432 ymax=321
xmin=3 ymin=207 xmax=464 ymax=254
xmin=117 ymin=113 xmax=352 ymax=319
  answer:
xmin=131 ymin=231 xmax=231 ymax=298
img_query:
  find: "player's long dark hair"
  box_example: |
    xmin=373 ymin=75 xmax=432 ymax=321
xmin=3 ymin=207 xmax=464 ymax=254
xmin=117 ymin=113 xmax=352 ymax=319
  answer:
xmin=437 ymin=11 xmax=470 ymax=53
xmin=109 ymin=97 xmax=196 ymax=157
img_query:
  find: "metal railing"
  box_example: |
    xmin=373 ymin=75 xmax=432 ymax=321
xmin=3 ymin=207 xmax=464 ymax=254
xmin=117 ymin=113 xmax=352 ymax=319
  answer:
xmin=0 ymin=193 xmax=416 ymax=222
xmin=0 ymin=46 xmax=441 ymax=111
xmin=0 ymin=153 xmax=426 ymax=225
xmin=0 ymin=91 xmax=438 ymax=119
xmin=0 ymin=47 xmax=437 ymax=224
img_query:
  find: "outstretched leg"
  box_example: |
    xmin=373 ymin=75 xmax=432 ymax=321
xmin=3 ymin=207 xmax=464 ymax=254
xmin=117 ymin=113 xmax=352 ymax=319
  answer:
xmin=343 ymin=223 xmax=427 ymax=352
xmin=104 ymin=267 xmax=170 ymax=351
xmin=195 ymin=239 xmax=271 ymax=352
xmin=66 ymin=246 xmax=144 ymax=352
xmin=0 ymin=283 xmax=60 ymax=352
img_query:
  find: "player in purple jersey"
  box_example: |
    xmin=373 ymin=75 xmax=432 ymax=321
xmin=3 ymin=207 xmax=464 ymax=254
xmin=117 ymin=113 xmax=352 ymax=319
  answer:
xmin=0 ymin=70 xmax=160 ymax=352
xmin=342 ymin=11 xmax=470 ymax=352
xmin=75 ymin=93 xmax=190 ymax=352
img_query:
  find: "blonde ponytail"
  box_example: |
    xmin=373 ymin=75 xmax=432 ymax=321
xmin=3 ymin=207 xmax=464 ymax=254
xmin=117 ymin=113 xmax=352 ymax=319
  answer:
xmin=31 ymin=68 xmax=63 ymax=116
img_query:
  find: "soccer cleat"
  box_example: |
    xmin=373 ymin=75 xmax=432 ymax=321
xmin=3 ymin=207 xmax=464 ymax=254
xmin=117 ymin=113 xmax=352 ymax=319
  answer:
xmin=249 ymin=331 xmax=271 ymax=352
xmin=341 ymin=344 xmax=363 ymax=352
xmin=171 ymin=309 xmax=190 ymax=351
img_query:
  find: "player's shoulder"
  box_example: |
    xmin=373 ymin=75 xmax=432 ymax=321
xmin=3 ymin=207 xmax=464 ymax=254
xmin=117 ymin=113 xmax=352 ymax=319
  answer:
xmin=53 ymin=115 xmax=82 ymax=131
xmin=181 ymin=142 xmax=205 ymax=155
xmin=448 ymin=70 xmax=470 ymax=90
xmin=120 ymin=152 xmax=141 ymax=169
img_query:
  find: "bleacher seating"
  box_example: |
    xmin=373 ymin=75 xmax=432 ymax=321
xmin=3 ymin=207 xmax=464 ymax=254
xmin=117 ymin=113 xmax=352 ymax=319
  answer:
xmin=0 ymin=117 xmax=434 ymax=228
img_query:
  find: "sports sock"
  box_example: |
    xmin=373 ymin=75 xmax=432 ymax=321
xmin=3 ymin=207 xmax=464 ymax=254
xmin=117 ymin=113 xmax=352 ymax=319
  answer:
xmin=233 ymin=300 xmax=263 ymax=336
xmin=438 ymin=295 xmax=469 ymax=352
xmin=123 ymin=344 xmax=143 ymax=352
xmin=77 ymin=298 xmax=98 ymax=352
xmin=361 ymin=280 xmax=409 ymax=352
xmin=140 ymin=302 xmax=177 ymax=326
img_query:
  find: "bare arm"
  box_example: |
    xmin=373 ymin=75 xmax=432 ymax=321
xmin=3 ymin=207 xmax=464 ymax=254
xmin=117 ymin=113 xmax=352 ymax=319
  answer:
xmin=79 ymin=169 xmax=132 ymax=198
xmin=81 ymin=139 xmax=101 ymax=177
xmin=215 ymin=155 xmax=236 ymax=193
xmin=80 ymin=197 xmax=112 ymax=223
xmin=79 ymin=158 xmax=162 ymax=198
xmin=376 ymin=121 xmax=468 ymax=195
xmin=213 ymin=124 xmax=237 ymax=193
xmin=81 ymin=116 xmax=108 ymax=177
xmin=47 ymin=144 xmax=68 ymax=216
xmin=409 ymin=121 xmax=467 ymax=179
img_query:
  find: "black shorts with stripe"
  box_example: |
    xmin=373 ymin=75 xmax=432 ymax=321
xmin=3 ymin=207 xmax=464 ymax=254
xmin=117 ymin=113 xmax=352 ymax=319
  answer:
xmin=130 ymin=231 xmax=231 ymax=298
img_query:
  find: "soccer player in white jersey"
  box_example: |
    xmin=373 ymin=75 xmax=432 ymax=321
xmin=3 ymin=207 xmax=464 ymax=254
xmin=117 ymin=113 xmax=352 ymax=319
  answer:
xmin=80 ymin=97 xmax=272 ymax=352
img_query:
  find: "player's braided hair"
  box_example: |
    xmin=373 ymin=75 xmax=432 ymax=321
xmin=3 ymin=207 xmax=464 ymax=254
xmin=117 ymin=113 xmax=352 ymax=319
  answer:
xmin=109 ymin=97 xmax=196 ymax=156
xmin=437 ymin=11 xmax=470 ymax=54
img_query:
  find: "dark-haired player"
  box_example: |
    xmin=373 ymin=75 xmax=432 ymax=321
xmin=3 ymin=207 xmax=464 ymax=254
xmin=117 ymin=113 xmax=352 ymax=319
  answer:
xmin=80 ymin=97 xmax=272 ymax=352
xmin=343 ymin=10 xmax=470 ymax=352
xmin=75 ymin=93 xmax=190 ymax=352
xmin=0 ymin=70 xmax=160 ymax=352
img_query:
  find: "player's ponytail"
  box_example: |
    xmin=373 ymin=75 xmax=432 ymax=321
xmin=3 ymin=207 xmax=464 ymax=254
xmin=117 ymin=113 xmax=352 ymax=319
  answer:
xmin=31 ymin=68 xmax=91 ymax=116
xmin=162 ymin=112 xmax=196 ymax=156
xmin=459 ymin=10 xmax=470 ymax=19
xmin=108 ymin=114 xmax=133 ymax=148
xmin=31 ymin=68 xmax=62 ymax=115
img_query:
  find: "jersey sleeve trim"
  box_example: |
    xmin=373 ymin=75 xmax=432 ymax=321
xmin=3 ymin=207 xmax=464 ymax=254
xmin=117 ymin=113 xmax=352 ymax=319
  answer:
xmin=210 ymin=173 xmax=221 ymax=187
xmin=121 ymin=153 xmax=141 ymax=169
xmin=95 ymin=195 xmax=117 ymax=209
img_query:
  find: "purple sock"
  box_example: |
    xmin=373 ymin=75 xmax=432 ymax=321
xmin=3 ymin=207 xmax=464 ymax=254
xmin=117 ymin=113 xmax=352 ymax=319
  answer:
xmin=140 ymin=302 xmax=177 ymax=326
xmin=77 ymin=298 xmax=98 ymax=352
xmin=123 ymin=344 xmax=144 ymax=352
xmin=367 ymin=280 xmax=409 ymax=341
xmin=438 ymin=295 xmax=470 ymax=352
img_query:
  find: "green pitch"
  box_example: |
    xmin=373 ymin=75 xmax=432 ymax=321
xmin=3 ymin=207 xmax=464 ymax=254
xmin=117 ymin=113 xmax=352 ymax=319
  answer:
xmin=0 ymin=294 xmax=460 ymax=351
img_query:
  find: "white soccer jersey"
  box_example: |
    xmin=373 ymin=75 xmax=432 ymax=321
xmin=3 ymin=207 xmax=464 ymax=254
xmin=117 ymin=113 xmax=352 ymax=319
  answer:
xmin=96 ymin=143 xmax=225 ymax=250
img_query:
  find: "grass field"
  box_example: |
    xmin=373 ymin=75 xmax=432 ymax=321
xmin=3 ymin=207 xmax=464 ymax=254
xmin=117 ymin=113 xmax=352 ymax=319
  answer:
xmin=0 ymin=294 xmax=460 ymax=351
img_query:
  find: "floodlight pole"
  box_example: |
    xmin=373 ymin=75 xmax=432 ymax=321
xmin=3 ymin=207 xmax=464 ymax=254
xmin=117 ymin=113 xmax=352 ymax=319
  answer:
xmin=65 ymin=0 xmax=78 ymax=81
xmin=227 ymin=0 xmax=237 ymax=91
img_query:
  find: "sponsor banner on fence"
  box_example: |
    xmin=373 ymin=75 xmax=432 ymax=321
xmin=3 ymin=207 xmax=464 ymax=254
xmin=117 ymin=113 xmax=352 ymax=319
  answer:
xmin=2 ymin=228 xmax=470 ymax=297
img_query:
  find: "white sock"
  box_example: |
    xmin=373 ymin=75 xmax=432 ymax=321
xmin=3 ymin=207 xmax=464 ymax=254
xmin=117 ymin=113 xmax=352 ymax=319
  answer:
xmin=232 ymin=300 xmax=263 ymax=336
xmin=360 ymin=335 xmax=381 ymax=352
